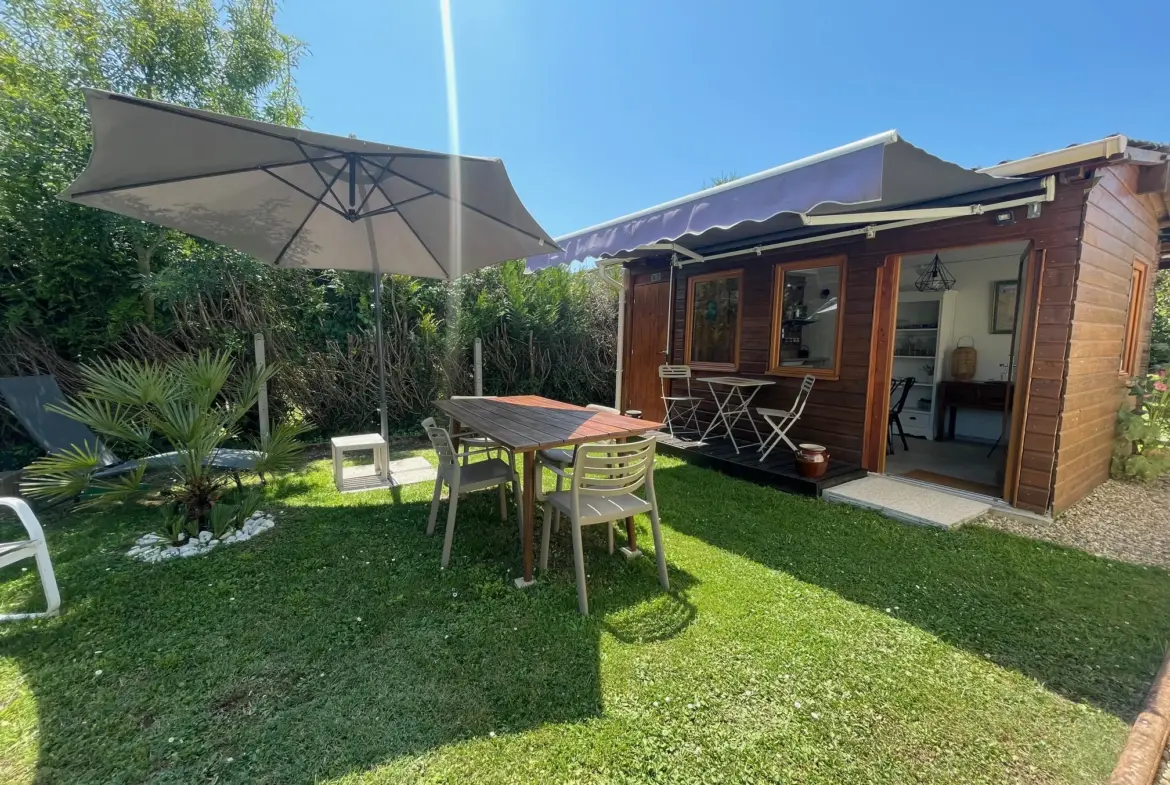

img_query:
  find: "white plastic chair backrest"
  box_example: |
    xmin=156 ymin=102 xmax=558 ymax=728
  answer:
xmin=585 ymin=403 xmax=620 ymax=414
xmin=0 ymin=497 xmax=46 ymax=553
xmin=791 ymin=375 xmax=816 ymax=419
xmin=571 ymin=436 xmax=657 ymax=499
xmin=420 ymin=417 xmax=458 ymax=469
xmin=659 ymin=365 xmax=692 ymax=398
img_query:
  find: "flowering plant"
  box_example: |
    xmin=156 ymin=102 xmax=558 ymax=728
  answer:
xmin=1112 ymin=369 xmax=1170 ymax=482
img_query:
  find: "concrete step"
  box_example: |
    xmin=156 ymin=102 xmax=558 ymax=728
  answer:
xmin=822 ymin=475 xmax=990 ymax=530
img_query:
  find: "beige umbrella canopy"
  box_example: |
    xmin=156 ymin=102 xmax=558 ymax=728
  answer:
xmin=62 ymin=88 xmax=558 ymax=438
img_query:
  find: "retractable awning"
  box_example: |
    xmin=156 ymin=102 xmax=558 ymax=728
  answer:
xmin=526 ymin=131 xmax=1049 ymax=269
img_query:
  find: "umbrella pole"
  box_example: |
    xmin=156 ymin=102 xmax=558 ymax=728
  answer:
xmin=373 ymin=269 xmax=389 ymax=443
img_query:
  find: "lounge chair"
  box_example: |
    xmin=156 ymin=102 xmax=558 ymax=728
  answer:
xmin=0 ymin=374 xmax=260 ymax=478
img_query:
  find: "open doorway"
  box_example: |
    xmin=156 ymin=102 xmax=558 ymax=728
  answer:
xmin=883 ymin=240 xmax=1032 ymax=499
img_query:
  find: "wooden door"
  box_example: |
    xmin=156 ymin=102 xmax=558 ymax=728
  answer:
xmin=624 ymin=275 xmax=671 ymax=421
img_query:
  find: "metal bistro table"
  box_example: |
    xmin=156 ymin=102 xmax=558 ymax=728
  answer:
xmin=434 ymin=395 xmax=664 ymax=588
xmin=698 ymin=376 xmax=775 ymax=454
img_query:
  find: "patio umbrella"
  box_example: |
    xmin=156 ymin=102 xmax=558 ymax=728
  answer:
xmin=61 ymin=88 xmax=557 ymax=440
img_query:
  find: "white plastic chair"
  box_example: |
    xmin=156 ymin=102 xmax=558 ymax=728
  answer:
xmin=659 ymin=365 xmax=701 ymax=438
xmin=537 ymin=404 xmax=618 ymax=539
xmin=538 ymin=436 xmax=669 ymax=615
xmin=421 ymin=418 xmax=521 ymax=569
xmin=757 ymin=375 xmax=816 ymax=462
xmin=0 ymin=497 xmax=61 ymax=621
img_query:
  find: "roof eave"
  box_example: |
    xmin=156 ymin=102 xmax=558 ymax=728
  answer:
xmin=977 ymin=135 xmax=1170 ymax=177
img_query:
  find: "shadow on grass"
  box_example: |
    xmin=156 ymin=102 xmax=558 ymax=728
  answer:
xmin=0 ymin=467 xmax=695 ymax=784
xmin=653 ymin=458 xmax=1170 ymax=720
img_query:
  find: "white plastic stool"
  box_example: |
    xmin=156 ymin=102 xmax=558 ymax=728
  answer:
xmin=330 ymin=433 xmax=389 ymax=492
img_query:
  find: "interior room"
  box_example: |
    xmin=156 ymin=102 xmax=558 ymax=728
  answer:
xmin=884 ymin=240 xmax=1031 ymax=498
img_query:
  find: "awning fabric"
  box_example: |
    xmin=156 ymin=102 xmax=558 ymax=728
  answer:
xmin=526 ymin=132 xmax=1046 ymax=269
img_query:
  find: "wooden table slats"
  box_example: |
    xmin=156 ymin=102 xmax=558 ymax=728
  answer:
xmin=437 ymin=395 xmax=661 ymax=452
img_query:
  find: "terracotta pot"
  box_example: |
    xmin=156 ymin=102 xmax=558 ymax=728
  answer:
xmin=794 ymin=443 xmax=830 ymax=479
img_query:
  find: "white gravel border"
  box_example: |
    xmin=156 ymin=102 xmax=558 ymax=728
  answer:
xmin=126 ymin=512 xmax=276 ymax=564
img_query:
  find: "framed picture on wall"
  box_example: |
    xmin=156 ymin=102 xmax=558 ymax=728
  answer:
xmin=990 ymin=280 xmax=1018 ymax=334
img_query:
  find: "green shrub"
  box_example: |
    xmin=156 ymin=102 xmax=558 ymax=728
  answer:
xmin=1111 ymin=370 xmax=1170 ymax=483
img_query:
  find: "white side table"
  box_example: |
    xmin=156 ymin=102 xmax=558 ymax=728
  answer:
xmin=330 ymin=433 xmax=388 ymax=492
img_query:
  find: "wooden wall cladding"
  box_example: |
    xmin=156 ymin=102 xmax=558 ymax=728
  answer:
xmin=1050 ymin=164 xmax=1162 ymax=513
xmin=631 ymin=176 xmax=1096 ymax=512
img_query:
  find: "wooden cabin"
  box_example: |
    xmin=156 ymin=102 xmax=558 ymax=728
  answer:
xmin=527 ymin=134 xmax=1169 ymax=515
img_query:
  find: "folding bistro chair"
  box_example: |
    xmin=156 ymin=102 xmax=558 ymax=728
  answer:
xmin=757 ymin=375 xmax=816 ymax=462
xmin=538 ymin=436 xmax=669 ymax=615
xmin=888 ymin=377 xmax=916 ymax=454
xmin=658 ymin=366 xmax=701 ymax=439
xmin=421 ymin=417 xmax=521 ymax=569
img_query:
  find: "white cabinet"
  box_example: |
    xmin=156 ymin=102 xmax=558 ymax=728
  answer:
xmin=891 ymin=290 xmax=955 ymax=440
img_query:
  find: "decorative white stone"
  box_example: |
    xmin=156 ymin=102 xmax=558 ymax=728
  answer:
xmin=126 ymin=510 xmax=275 ymax=564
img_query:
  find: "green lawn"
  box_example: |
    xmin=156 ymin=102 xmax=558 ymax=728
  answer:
xmin=2 ymin=450 xmax=1169 ymax=784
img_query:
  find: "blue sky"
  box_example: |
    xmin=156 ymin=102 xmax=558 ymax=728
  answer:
xmin=277 ymin=0 xmax=1169 ymax=239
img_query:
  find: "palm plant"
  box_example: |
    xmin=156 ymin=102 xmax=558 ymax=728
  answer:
xmin=21 ymin=351 xmax=305 ymax=539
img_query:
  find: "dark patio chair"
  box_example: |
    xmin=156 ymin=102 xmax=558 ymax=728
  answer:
xmin=0 ymin=374 xmax=260 ymax=479
xmin=887 ymin=377 xmax=916 ymax=455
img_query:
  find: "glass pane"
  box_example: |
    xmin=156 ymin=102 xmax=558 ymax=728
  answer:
xmin=689 ymin=275 xmax=739 ymax=365
xmin=777 ymin=264 xmax=841 ymax=370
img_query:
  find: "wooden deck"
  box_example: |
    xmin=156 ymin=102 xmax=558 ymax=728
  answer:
xmin=656 ymin=433 xmax=868 ymax=497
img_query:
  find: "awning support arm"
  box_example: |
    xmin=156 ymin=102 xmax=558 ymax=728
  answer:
xmin=671 ymin=176 xmax=1055 ymax=267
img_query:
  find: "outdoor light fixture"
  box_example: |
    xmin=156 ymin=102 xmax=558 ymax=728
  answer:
xmin=914 ymin=254 xmax=956 ymax=292
xmin=994 ymin=210 xmax=1016 ymax=226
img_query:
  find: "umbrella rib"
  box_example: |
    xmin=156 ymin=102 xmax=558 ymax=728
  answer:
xmin=261 ymin=167 xmax=351 ymax=220
xmin=353 ymin=156 xmax=394 ymax=216
xmin=361 ymin=191 xmax=435 ymax=218
xmin=356 ymin=160 xmax=437 ymax=217
xmin=294 ymin=140 xmax=350 ymax=215
xmin=272 ymin=161 xmax=348 ymax=267
xmin=360 ymin=161 xmax=449 ymax=277
xmin=386 ymin=167 xmax=549 ymax=245
xmin=67 ymin=155 xmax=347 ymax=199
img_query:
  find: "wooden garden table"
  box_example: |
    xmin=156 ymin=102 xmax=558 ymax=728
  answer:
xmin=434 ymin=395 xmax=663 ymax=587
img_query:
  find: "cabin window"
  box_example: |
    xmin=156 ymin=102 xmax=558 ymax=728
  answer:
xmin=685 ymin=269 xmax=743 ymax=370
xmin=1121 ymin=258 xmax=1150 ymax=377
xmin=768 ymin=256 xmax=846 ymax=379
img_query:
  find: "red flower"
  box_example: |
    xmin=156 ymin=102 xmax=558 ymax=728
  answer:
xmin=1156 ymin=381 xmax=1169 ymax=393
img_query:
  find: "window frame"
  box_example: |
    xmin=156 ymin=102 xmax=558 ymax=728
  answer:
xmin=1120 ymin=256 xmax=1150 ymax=378
xmin=683 ymin=268 xmax=745 ymax=372
xmin=767 ymin=254 xmax=847 ymax=380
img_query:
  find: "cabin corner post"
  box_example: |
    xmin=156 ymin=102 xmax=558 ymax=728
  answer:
xmin=1002 ymin=247 xmax=1045 ymax=507
xmin=615 ymin=265 xmax=627 ymax=410
xmin=861 ymin=255 xmax=902 ymax=472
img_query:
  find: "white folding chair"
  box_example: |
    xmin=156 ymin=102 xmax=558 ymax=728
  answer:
xmin=421 ymin=418 xmax=521 ymax=569
xmin=538 ymin=436 xmax=669 ymax=615
xmin=659 ymin=365 xmax=701 ymax=438
xmin=0 ymin=497 xmax=61 ymax=621
xmin=537 ymin=404 xmax=619 ymax=539
xmin=757 ymin=375 xmax=816 ymax=462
